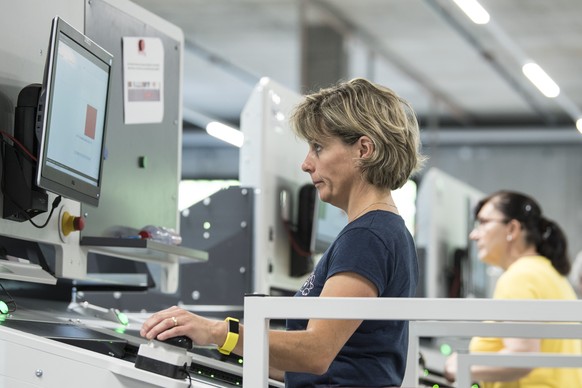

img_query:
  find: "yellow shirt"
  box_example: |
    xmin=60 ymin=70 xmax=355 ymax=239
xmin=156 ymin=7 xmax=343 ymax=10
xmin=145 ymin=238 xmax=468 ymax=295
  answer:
xmin=469 ymin=256 xmax=582 ymax=388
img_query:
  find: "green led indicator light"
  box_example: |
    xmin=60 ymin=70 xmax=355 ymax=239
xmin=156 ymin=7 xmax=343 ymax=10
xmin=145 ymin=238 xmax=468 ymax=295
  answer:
xmin=0 ymin=301 xmax=8 ymax=314
xmin=472 ymin=385 xmax=479 ymax=388
xmin=116 ymin=312 xmax=129 ymax=326
xmin=433 ymin=384 xmax=440 ymax=388
xmin=423 ymin=368 xmax=429 ymax=376
xmin=238 ymin=358 xmax=243 ymax=364
xmin=440 ymin=343 xmax=453 ymax=356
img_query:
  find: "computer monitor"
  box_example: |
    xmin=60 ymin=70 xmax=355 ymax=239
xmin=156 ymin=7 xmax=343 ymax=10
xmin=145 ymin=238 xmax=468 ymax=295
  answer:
xmin=35 ymin=16 xmax=112 ymax=207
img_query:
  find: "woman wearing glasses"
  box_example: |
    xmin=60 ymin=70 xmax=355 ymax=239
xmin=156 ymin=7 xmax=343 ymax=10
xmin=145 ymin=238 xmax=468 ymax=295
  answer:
xmin=444 ymin=190 xmax=582 ymax=388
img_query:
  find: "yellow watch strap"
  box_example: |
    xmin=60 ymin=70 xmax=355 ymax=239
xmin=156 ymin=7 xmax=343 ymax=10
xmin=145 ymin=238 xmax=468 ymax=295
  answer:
xmin=218 ymin=317 xmax=240 ymax=355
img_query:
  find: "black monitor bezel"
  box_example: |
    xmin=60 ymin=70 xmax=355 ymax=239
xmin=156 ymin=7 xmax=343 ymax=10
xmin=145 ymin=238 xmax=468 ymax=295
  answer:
xmin=35 ymin=16 xmax=113 ymax=207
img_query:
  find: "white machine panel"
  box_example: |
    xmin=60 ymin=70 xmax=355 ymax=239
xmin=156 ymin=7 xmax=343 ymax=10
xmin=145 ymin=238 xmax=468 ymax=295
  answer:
xmin=239 ymin=77 xmax=310 ymax=293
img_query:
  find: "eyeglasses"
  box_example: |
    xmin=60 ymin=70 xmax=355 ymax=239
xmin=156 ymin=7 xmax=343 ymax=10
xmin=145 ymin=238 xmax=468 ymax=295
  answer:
xmin=473 ymin=218 xmax=509 ymax=230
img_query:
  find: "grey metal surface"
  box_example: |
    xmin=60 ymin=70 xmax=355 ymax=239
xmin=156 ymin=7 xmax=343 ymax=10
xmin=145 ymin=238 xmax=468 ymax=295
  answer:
xmin=82 ymin=186 xmax=253 ymax=311
xmin=178 ymin=186 xmax=254 ymax=306
xmin=82 ymin=0 xmax=182 ymax=237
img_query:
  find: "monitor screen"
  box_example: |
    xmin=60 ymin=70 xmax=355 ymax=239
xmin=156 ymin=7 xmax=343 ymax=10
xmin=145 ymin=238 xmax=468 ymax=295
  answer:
xmin=36 ymin=17 xmax=112 ymax=207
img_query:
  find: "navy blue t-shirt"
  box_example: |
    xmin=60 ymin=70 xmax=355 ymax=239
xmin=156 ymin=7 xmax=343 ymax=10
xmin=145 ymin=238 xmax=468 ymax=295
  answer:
xmin=285 ymin=210 xmax=419 ymax=388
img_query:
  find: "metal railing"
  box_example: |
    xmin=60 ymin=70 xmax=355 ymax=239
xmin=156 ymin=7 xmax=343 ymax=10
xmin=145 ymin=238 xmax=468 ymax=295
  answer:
xmin=242 ymin=297 xmax=582 ymax=387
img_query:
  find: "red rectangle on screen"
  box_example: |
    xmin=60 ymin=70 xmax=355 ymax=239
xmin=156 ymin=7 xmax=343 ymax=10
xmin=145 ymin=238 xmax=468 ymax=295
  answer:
xmin=85 ymin=104 xmax=97 ymax=139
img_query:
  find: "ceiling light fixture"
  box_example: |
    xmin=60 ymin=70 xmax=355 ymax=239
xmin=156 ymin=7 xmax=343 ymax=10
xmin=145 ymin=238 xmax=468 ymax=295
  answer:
xmin=442 ymin=1 xmax=581 ymax=131
xmin=206 ymin=121 xmax=244 ymax=147
xmin=452 ymin=0 xmax=490 ymax=24
xmin=522 ymin=62 xmax=560 ymax=98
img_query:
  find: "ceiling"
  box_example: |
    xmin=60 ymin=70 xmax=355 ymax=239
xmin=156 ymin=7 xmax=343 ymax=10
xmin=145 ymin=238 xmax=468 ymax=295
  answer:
xmin=132 ymin=0 xmax=582 ymax=132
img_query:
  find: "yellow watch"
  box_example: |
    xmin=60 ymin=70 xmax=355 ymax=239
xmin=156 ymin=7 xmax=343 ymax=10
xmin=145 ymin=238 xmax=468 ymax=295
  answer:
xmin=217 ymin=317 xmax=240 ymax=355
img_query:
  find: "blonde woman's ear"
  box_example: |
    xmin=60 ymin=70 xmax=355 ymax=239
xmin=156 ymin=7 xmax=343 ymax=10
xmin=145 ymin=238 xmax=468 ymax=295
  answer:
xmin=357 ymin=136 xmax=374 ymax=158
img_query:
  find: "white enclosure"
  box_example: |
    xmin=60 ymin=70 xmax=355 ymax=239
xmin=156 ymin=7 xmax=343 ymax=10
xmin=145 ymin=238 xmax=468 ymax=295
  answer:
xmin=239 ymin=77 xmax=310 ymax=294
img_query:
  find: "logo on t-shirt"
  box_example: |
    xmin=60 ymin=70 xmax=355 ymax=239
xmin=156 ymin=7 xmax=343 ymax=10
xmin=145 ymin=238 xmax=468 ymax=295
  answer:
xmin=300 ymin=273 xmax=315 ymax=296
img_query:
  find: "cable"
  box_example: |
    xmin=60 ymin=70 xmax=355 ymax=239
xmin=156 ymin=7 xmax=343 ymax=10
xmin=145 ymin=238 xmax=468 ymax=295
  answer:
xmin=182 ymin=363 xmax=192 ymax=388
xmin=0 ymin=130 xmax=37 ymax=162
xmin=25 ymin=195 xmax=61 ymax=229
xmin=0 ymin=129 xmax=57 ymax=228
xmin=1 ymin=190 xmax=61 ymax=229
xmin=0 ymin=281 xmax=17 ymax=314
xmin=282 ymin=220 xmax=312 ymax=258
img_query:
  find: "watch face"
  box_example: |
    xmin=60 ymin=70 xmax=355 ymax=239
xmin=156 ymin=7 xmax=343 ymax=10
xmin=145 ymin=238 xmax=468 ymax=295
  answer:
xmin=228 ymin=319 xmax=240 ymax=334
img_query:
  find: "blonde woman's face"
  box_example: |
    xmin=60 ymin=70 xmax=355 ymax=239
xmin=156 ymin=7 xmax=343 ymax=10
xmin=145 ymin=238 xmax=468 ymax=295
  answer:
xmin=301 ymin=136 xmax=360 ymax=208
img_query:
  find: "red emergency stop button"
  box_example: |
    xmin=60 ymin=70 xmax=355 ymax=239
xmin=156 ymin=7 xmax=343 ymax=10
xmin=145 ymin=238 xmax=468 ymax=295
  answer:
xmin=61 ymin=211 xmax=85 ymax=236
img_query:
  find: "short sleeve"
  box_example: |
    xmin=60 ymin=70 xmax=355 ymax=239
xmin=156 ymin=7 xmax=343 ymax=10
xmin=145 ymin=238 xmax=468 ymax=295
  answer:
xmin=325 ymin=228 xmax=394 ymax=295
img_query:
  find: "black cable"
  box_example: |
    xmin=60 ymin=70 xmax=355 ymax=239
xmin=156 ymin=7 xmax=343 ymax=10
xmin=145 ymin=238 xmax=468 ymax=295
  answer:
xmin=0 ymin=281 xmax=17 ymax=313
xmin=22 ymin=195 xmax=61 ymax=229
xmin=2 ymin=193 xmax=61 ymax=229
xmin=182 ymin=362 xmax=192 ymax=388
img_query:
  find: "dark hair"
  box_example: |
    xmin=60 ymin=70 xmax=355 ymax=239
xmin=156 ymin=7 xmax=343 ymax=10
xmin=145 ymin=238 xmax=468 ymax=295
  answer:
xmin=474 ymin=190 xmax=570 ymax=275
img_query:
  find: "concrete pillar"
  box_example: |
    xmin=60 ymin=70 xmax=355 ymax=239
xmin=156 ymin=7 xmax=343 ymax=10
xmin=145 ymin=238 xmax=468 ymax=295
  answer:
xmin=301 ymin=24 xmax=346 ymax=94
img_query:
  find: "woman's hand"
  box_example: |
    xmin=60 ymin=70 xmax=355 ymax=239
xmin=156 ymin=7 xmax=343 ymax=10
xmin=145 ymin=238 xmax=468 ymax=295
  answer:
xmin=139 ymin=305 xmax=224 ymax=345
